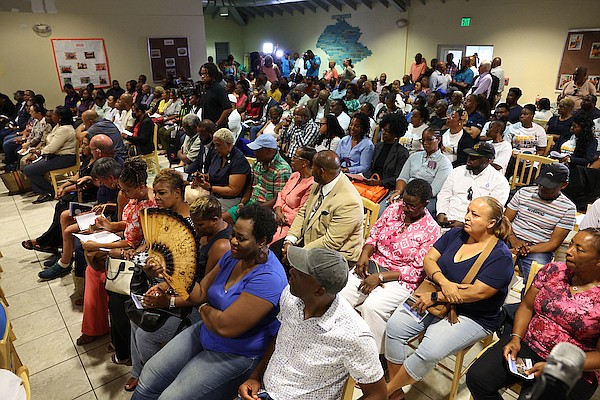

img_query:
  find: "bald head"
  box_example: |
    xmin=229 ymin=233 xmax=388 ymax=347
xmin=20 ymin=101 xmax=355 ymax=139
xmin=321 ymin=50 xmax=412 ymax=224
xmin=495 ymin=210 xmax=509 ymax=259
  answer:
xmin=82 ymin=110 xmax=99 ymax=128
xmin=90 ymin=134 xmax=115 ymax=159
xmin=314 ymin=150 xmax=341 ymax=172
xmin=120 ymin=93 xmax=133 ymax=109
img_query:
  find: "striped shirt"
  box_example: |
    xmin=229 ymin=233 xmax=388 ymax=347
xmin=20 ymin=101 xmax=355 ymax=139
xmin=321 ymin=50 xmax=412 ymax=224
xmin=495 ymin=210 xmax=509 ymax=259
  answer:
xmin=251 ymin=152 xmax=292 ymax=203
xmin=280 ymin=120 xmax=320 ymax=158
xmin=508 ymin=186 xmax=576 ymax=244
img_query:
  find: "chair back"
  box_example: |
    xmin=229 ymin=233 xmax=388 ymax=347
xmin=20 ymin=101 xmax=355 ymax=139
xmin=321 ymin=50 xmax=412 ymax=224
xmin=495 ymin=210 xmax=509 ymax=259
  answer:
xmin=341 ymin=376 xmax=355 ymax=400
xmin=510 ymin=153 xmax=556 ymax=190
xmin=362 ymin=197 xmax=380 ymax=240
xmin=245 ymin=157 xmax=256 ymax=167
xmin=372 ymin=125 xmax=380 ymax=144
xmin=543 ymin=135 xmax=554 ymax=157
xmin=142 ymin=123 xmax=161 ymax=177
xmin=16 ymin=366 xmax=31 ymax=400
xmin=525 ymin=261 xmax=544 ymax=293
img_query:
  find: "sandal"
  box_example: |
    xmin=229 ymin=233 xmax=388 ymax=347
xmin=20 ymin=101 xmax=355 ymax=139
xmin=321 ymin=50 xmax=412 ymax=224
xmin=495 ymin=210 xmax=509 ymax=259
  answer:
xmin=22 ymin=240 xmax=37 ymax=250
xmin=110 ymin=354 xmax=132 ymax=366
xmin=124 ymin=377 xmax=138 ymax=392
xmin=76 ymin=334 xmax=98 ymax=346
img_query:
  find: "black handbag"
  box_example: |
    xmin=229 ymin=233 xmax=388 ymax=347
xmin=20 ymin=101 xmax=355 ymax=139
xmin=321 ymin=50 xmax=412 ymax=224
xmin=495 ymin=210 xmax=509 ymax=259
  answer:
xmin=124 ymin=265 xmax=191 ymax=332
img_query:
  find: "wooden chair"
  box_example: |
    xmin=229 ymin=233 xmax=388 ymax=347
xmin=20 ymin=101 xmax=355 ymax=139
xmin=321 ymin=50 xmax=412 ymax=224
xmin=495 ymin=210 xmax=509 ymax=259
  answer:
xmin=0 ymin=302 xmax=22 ymax=373
xmin=341 ymin=376 xmax=356 ymax=400
xmin=543 ymin=135 xmax=554 ymax=157
xmin=245 ymin=156 xmax=256 ymax=167
xmin=49 ymin=139 xmax=81 ymax=196
xmin=141 ymin=123 xmax=161 ymax=176
xmin=0 ymin=283 xmax=8 ymax=306
xmin=510 ymin=153 xmax=556 ymax=191
xmin=16 ymin=365 xmax=31 ymax=400
xmin=467 ymin=261 xmax=545 ymax=399
xmin=362 ymin=197 xmax=380 ymax=240
xmin=372 ymin=125 xmax=381 ymax=144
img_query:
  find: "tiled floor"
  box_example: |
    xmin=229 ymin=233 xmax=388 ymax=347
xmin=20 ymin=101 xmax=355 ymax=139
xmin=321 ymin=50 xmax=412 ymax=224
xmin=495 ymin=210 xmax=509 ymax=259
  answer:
xmin=1 ymin=174 xmax=598 ymax=400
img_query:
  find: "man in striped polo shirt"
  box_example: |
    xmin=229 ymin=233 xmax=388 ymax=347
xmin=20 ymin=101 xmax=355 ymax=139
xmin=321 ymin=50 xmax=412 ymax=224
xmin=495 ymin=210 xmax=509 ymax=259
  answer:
xmin=505 ymin=163 xmax=576 ymax=293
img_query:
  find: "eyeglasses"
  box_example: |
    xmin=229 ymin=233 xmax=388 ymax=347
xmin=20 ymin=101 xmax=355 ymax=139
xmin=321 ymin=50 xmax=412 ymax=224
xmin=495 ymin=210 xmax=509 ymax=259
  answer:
xmin=291 ymin=155 xmax=309 ymax=162
xmin=467 ymin=187 xmax=473 ymax=201
xmin=419 ymin=138 xmax=438 ymax=143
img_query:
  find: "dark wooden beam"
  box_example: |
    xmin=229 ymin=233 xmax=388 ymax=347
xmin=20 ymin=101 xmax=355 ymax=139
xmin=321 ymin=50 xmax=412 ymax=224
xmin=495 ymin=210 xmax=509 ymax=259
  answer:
xmin=357 ymin=0 xmax=372 ymax=9
xmin=327 ymin=0 xmax=343 ymax=11
xmin=261 ymin=6 xmax=274 ymax=16
xmin=302 ymin=1 xmax=317 ymax=13
xmin=229 ymin=6 xmax=247 ymax=25
xmin=339 ymin=0 xmax=357 ymax=9
xmin=389 ymin=0 xmax=406 ymax=11
xmin=309 ymin=0 xmax=330 ymax=11
xmin=211 ymin=7 xmax=220 ymax=19
xmin=377 ymin=0 xmax=388 ymax=7
xmin=278 ymin=3 xmax=295 ymax=14
xmin=250 ymin=6 xmax=265 ymax=16
xmin=420 ymin=0 xmax=426 ymax=4
xmin=290 ymin=3 xmax=305 ymax=14
xmin=269 ymin=5 xmax=284 ymax=16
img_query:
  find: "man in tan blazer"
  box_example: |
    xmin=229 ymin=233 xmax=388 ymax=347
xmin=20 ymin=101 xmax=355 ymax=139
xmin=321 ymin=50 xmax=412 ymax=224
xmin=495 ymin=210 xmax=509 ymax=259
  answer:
xmin=283 ymin=150 xmax=364 ymax=264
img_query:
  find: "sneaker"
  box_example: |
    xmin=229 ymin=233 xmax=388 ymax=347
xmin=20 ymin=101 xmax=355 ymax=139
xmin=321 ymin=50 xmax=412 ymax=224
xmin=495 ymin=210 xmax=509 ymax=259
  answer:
xmin=43 ymin=254 xmax=60 ymax=268
xmin=38 ymin=262 xmax=72 ymax=281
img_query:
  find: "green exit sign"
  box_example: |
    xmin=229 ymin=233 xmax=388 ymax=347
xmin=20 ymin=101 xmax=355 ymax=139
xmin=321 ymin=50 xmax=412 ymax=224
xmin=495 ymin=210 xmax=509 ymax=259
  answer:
xmin=461 ymin=17 xmax=471 ymax=27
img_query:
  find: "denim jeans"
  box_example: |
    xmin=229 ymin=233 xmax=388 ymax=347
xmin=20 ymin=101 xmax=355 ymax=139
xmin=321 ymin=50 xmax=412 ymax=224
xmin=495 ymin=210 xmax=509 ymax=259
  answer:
xmin=385 ymin=307 xmax=490 ymax=381
xmin=130 ymin=316 xmax=183 ymax=378
xmin=516 ymin=251 xmax=553 ymax=290
xmin=133 ymin=321 xmax=260 ymax=400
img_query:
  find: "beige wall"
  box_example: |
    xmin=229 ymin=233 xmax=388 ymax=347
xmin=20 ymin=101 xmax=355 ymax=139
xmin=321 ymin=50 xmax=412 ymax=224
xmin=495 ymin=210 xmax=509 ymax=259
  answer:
xmin=0 ymin=0 xmax=206 ymax=107
xmin=205 ymin=0 xmax=600 ymax=104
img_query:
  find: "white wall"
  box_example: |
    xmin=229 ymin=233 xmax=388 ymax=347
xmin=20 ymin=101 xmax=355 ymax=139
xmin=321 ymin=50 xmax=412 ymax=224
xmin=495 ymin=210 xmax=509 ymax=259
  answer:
xmin=205 ymin=0 xmax=600 ymax=104
xmin=0 ymin=0 xmax=206 ymax=107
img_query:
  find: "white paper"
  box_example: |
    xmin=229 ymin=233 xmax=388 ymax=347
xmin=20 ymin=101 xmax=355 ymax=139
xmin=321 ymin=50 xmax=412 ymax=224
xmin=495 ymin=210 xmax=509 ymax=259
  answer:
xmin=549 ymin=150 xmax=569 ymax=159
xmin=73 ymin=231 xmax=121 ymax=244
xmin=149 ymin=113 xmax=162 ymax=118
xmin=17 ymin=148 xmax=31 ymax=156
xmin=123 ymin=130 xmax=134 ymax=137
xmin=74 ymin=212 xmax=97 ymax=231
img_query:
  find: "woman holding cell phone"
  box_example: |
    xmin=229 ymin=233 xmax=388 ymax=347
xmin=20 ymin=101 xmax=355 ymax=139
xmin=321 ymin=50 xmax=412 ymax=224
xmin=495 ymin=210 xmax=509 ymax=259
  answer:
xmin=467 ymin=228 xmax=600 ymax=400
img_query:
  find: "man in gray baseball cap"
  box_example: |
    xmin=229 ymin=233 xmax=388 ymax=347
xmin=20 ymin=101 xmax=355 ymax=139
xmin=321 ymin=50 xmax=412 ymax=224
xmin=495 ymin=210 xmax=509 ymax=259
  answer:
xmin=238 ymin=247 xmax=386 ymax=400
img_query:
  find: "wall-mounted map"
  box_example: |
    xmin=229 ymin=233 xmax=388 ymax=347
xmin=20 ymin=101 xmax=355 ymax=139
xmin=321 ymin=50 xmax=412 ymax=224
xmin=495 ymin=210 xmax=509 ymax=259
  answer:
xmin=316 ymin=17 xmax=372 ymax=64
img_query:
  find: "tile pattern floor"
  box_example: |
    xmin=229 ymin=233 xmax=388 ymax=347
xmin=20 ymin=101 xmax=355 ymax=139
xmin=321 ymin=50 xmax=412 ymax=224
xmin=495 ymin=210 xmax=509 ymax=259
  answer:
xmin=1 ymin=174 xmax=599 ymax=400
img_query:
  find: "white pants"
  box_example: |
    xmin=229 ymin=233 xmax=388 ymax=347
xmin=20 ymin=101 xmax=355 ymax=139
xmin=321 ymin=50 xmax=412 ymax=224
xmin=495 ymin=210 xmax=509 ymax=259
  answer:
xmin=340 ymin=268 xmax=411 ymax=353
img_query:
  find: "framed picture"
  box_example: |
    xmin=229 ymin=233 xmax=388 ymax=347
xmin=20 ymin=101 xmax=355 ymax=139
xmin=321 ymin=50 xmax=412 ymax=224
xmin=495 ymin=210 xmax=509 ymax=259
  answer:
xmin=588 ymin=76 xmax=600 ymax=91
xmin=165 ymin=58 xmax=176 ymax=67
xmin=591 ymin=43 xmax=600 ymax=59
xmin=177 ymin=47 xmax=188 ymax=56
xmin=568 ymin=34 xmax=583 ymax=50
xmin=559 ymin=74 xmax=573 ymax=89
xmin=52 ymin=38 xmax=111 ymax=90
xmin=164 ymin=39 xmax=174 ymax=46
xmin=150 ymin=49 xmax=161 ymax=58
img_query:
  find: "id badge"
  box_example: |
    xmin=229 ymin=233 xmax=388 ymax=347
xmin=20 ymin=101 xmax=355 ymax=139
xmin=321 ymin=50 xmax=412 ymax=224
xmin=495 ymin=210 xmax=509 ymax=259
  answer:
xmin=427 ymin=160 xmax=437 ymax=169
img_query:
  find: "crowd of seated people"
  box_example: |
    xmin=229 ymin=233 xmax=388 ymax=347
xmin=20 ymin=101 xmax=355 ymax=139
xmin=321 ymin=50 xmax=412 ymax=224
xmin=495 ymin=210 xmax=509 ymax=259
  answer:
xmin=5 ymin=48 xmax=600 ymax=400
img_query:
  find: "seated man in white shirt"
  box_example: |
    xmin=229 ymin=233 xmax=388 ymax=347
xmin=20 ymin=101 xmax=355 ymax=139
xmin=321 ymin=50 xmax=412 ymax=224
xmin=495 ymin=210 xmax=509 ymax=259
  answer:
xmin=436 ymin=142 xmax=510 ymax=227
xmin=487 ymin=120 xmax=512 ymax=174
xmin=238 ymin=247 xmax=386 ymax=400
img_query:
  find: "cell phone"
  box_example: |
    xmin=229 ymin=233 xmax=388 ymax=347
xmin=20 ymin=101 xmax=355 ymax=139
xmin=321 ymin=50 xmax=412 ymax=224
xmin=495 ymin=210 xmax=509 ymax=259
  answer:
xmin=131 ymin=293 xmax=144 ymax=309
xmin=508 ymin=357 xmax=534 ymax=380
xmin=402 ymin=295 xmax=429 ymax=323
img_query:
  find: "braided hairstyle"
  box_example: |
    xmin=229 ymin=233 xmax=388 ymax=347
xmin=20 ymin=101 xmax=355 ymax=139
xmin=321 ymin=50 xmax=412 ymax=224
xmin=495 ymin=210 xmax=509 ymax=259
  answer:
xmin=119 ymin=157 xmax=148 ymax=187
xmin=572 ymin=113 xmax=595 ymax=159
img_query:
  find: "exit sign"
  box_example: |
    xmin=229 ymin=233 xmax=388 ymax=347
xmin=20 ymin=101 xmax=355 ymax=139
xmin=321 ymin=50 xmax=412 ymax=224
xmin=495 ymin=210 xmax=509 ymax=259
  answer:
xmin=461 ymin=17 xmax=471 ymax=27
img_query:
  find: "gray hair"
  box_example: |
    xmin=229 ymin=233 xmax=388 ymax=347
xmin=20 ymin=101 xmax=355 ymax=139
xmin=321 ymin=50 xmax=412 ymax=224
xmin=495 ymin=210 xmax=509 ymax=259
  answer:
xmin=213 ymin=128 xmax=235 ymax=144
xmin=182 ymin=113 xmax=201 ymax=128
xmin=480 ymin=60 xmax=491 ymax=71
xmin=91 ymin=157 xmax=123 ymax=179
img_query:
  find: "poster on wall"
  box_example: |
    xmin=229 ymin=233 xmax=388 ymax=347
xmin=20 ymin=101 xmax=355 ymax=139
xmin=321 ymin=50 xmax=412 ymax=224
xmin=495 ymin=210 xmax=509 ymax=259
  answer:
xmin=51 ymin=38 xmax=111 ymax=90
xmin=147 ymin=37 xmax=191 ymax=83
xmin=556 ymin=29 xmax=600 ymax=91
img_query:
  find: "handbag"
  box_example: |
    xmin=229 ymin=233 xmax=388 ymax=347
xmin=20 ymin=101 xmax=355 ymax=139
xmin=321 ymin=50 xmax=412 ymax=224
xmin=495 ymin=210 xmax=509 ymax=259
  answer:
xmin=105 ymin=256 xmax=135 ymax=296
xmin=0 ymin=170 xmax=31 ymax=195
xmin=351 ymin=173 xmax=389 ymax=203
xmin=413 ymin=236 xmax=498 ymax=324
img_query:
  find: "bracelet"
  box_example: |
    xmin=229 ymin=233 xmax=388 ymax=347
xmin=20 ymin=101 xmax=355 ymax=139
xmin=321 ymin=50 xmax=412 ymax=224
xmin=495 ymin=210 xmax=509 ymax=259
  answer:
xmin=510 ymin=333 xmax=523 ymax=341
xmin=431 ymin=270 xmax=443 ymax=281
xmin=198 ymin=302 xmax=209 ymax=313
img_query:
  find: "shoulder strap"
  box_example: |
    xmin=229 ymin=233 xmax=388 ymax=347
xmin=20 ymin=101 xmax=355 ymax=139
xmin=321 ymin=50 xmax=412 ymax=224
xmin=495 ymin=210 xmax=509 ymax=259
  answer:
xmin=462 ymin=237 xmax=498 ymax=284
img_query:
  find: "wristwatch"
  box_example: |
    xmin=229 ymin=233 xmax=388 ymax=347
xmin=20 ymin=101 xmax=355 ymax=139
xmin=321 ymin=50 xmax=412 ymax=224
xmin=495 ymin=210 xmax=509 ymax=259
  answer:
xmin=378 ymin=273 xmax=384 ymax=284
xmin=431 ymin=291 xmax=438 ymax=303
xmin=169 ymin=296 xmax=176 ymax=309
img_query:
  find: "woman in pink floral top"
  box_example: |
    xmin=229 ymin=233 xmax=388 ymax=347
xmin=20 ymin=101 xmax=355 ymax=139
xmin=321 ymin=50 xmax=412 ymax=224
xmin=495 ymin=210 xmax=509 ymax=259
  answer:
xmin=468 ymin=228 xmax=600 ymax=400
xmin=340 ymin=179 xmax=440 ymax=352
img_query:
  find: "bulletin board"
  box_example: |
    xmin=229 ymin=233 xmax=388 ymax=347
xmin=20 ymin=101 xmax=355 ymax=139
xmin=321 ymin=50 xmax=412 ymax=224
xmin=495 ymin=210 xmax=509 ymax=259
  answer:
xmin=147 ymin=37 xmax=191 ymax=83
xmin=51 ymin=38 xmax=111 ymax=91
xmin=556 ymin=28 xmax=600 ymax=91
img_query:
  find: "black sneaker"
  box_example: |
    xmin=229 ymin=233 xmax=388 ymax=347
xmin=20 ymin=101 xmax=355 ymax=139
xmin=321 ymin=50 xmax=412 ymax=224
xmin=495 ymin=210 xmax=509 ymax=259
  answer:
xmin=38 ymin=262 xmax=72 ymax=281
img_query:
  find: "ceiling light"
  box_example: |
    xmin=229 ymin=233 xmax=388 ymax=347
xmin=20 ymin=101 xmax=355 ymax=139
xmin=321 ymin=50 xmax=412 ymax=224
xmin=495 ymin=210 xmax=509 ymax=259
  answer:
xmin=219 ymin=7 xmax=228 ymax=17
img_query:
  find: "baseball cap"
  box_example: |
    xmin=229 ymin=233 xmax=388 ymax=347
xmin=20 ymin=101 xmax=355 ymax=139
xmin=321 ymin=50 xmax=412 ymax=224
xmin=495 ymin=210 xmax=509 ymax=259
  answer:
xmin=464 ymin=142 xmax=495 ymax=159
xmin=534 ymin=163 xmax=569 ymax=189
xmin=247 ymin=134 xmax=278 ymax=150
xmin=287 ymin=247 xmax=349 ymax=295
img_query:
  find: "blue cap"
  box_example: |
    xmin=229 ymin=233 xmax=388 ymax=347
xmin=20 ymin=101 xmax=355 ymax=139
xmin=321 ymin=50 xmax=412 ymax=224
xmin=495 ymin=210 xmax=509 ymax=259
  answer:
xmin=248 ymin=134 xmax=278 ymax=150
